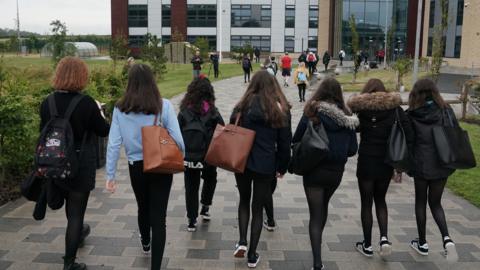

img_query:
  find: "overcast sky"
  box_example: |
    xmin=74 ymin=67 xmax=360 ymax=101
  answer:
xmin=0 ymin=0 xmax=111 ymax=35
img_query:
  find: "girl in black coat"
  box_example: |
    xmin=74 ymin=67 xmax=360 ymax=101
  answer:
xmin=293 ymin=78 xmax=358 ymax=270
xmin=231 ymin=71 xmax=292 ymax=268
xmin=347 ymin=79 xmax=414 ymax=258
xmin=407 ymin=79 xmax=458 ymax=262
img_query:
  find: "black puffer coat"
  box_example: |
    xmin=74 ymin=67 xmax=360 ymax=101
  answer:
xmin=407 ymin=102 xmax=457 ymax=180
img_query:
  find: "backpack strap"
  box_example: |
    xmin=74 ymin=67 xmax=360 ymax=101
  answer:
xmin=47 ymin=94 xmax=59 ymax=117
xmin=64 ymin=94 xmax=86 ymax=120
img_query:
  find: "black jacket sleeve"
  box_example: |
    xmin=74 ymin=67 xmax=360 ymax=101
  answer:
xmin=292 ymin=115 xmax=308 ymax=143
xmin=39 ymin=99 xmax=48 ymax=132
xmin=276 ymin=113 xmax=292 ymax=175
xmin=347 ymin=131 xmax=359 ymax=157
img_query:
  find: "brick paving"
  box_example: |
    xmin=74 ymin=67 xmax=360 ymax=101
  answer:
xmin=1 ymin=73 xmax=480 ymax=270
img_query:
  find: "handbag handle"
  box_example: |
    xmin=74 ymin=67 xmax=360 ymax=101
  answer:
xmin=153 ymin=113 xmax=163 ymax=127
xmin=234 ymin=113 xmax=241 ymax=126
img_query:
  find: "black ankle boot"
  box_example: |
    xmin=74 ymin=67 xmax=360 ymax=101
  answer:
xmin=63 ymin=256 xmax=87 ymax=270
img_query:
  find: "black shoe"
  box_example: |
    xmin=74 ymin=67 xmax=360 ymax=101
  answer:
xmin=139 ymin=234 xmax=151 ymax=254
xmin=63 ymin=257 xmax=86 ymax=270
xmin=247 ymin=253 xmax=260 ymax=268
xmin=187 ymin=219 xmax=197 ymax=232
xmin=79 ymin=224 xmax=91 ymax=247
xmin=410 ymin=238 xmax=429 ymax=256
xmin=311 ymin=266 xmax=325 ymax=270
xmin=200 ymin=206 xmax=211 ymax=221
xmin=263 ymin=220 xmax=276 ymax=232
xmin=355 ymin=241 xmax=373 ymax=257
xmin=443 ymin=237 xmax=458 ymax=262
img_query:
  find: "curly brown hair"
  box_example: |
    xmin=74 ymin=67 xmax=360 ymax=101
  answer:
xmin=180 ymin=77 xmax=216 ymax=113
xmin=52 ymin=57 xmax=89 ymax=91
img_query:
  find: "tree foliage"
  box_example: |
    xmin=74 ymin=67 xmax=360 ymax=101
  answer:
xmin=192 ymin=37 xmax=210 ymax=61
xmin=431 ymin=0 xmax=449 ymax=82
xmin=349 ymin=15 xmax=360 ymax=82
xmin=110 ymin=33 xmax=130 ymax=70
xmin=141 ymin=33 xmax=168 ymax=79
xmin=392 ymin=57 xmax=413 ymax=91
xmin=48 ymin=20 xmax=75 ymax=66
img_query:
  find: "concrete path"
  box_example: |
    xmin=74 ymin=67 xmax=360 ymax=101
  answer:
xmin=0 ymin=73 xmax=479 ymax=270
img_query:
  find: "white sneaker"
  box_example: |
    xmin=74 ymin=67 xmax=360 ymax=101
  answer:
xmin=379 ymin=237 xmax=392 ymax=257
xmin=234 ymin=243 xmax=247 ymax=258
xmin=444 ymin=238 xmax=458 ymax=262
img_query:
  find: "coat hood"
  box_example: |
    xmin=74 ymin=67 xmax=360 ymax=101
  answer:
xmin=408 ymin=102 xmax=443 ymax=124
xmin=313 ymin=101 xmax=359 ymax=130
xmin=347 ymin=92 xmax=402 ymax=112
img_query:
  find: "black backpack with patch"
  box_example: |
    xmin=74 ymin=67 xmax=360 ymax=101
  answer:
xmin=35 ymin=94 xmax=87 ymax=180
xmin=180 ymin=109 xmax=213 ymax=162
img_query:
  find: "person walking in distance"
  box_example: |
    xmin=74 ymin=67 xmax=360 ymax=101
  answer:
xmin=242 ymin=54 xmax=253 ymax=83
xmin=347 ymin=79 xmax=414 ymax=258
xmin=307 ymin=52 xmax=317 ymax=77
xmin=231 ymin=71 xmax=292 ymax=268
xmin=106 ymin=64 xmax=185 ymax=270
xmin=322 ymin=51 xmax=331 ymax=72
xmin=210 ymin=52 xmax=220 ymax=78
xmin=254 ymin=47 xmax=261 ymax=63
xmin=293 ymin=62 xmax=310 ymax=102
xmin=281 ymin=52 xmax=292 ymax=87
xmin=178 ymin=76 xmax=225 ymax=232
xmin=338 ymin=49 xmax=346 ymax=66
xmin=407 ymin=79 xmax=459 ymax=262
xmin=293 ymin=78 xmax=358 ymax=270
xmin=298 ymin=51 xmax=307 ymax=63
xmin=39 ymin=57 xmax=110 ymax=270
xmin=191 ymin=50 xmax=203 ymax=79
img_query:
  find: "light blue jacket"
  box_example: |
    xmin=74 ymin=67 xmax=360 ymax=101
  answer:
xmin=106 ymin=99 xmax=185 ymax=181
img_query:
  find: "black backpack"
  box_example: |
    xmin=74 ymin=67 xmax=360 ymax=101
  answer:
xmin=35 ymin=94 xmax=86 ymax=180
xmin=242 ymin=58 xmax=250 ymax=69
xmin=181 ymin=110 xmax=211 ymax=162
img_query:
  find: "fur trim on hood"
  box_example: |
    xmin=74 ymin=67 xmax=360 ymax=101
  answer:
xmin=347 ymin=92 xmax=402 ymax=112
xmin=314 ymin=101 xmax=359 ymax=130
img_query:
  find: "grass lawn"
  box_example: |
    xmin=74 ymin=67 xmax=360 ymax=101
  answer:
xmin=447 ymin=122 xmax=480 ymax=207
xmin=335 ymin=69 xmax=428 ymax=92
xmin=2 ymin=55 xmax=259 ymax=98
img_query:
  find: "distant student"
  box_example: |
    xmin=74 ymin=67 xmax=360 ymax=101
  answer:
xmin=307 ymin=52 xmax=317 ymax=76
xmin=242 ymin=54 xmax=253 ymax=83
xmin=281 ymin=52 xmax=292 ymax=87
xmin=191 ymin=51 xmax=203 ymax=79
xmin=210 ymin=52 xmax=220 ymax=78
xmin=322 ymin=51 xmax=331 ymax=71
xmin=339 ymin=49 xmax=346 ymax=66
xmin=178 ymin=76 xmax=224 ymax=232
xmin=293 ymin=62 xmax=309 ymax=102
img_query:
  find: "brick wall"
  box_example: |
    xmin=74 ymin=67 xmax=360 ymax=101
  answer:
xmin=171 ymin=0 xmax=187 ymax=41
xmin=111 ymin=0 xmax=128 ymax=38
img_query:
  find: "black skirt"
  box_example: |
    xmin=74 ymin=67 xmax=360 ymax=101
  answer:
xmin=303 ymin=167 xmax=344 ymax=188
xmin=356 ymin=155 xmax=394 ymax=181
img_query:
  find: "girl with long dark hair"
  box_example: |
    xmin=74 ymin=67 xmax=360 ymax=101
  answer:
xmin=407 ymin=78 xmax=458 ymax=262
xmin=106 ymin=64 xmax=185 ymax=270
xmin=347 ymin=79 xmax=413 ymax=258
xmin=293 ymin=78 xmax=358 ymax=270
xmin=178 ymin=76 xmax=224 ymax=232
xmin=231 ymin=71 xmax=292 ymax=268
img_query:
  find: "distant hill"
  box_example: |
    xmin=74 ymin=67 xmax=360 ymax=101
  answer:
xmin=0 ymin=28 xmax=41 ymax=37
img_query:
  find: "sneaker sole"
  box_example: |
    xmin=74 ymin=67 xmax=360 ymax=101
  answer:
xmin=187 ymin=227 xmax=197 ymax=232
xmin=234 ymin=247 xmax=247 ymax=258
xmin=410 ymin=243 xmax=428 ymax=256
xmin=380 ymin=244 xmax=392 ymax=257
xmin=201 ymin=215 xmax=211 ymax=221
xmin=247 ymin=256 xmax=260 ymax=268
xmin=355 ymin=245 xmax=373 ymax=257
xmin=263 ymin=223 xmax=275 ymax=232
xmin=445 ymin=243 xmax=458 ymax=262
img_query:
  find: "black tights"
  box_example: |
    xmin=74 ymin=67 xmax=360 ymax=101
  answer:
xmin=414 ymin=178 xmax=449 ymax=244
xmin=298 ymin=84 xmax=306 ymax=101
xmin=264 ymin=178 xmax=277 ymax=222
xmin=65 ymin=191 xmax=90 ymax=259
xmin=304 ymin=184 xmax=338 ymax=269
xmin=235 ymin=170 xmax=272 ymax=257
xmin=358 ymin=177 xmax=391 ymax=247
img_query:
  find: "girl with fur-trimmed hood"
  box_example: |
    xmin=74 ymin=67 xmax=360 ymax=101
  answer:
xmin=292 ymin=78 xmax=358 ymax=270
xmin=347 ymin=79 xmax=414 ymax=258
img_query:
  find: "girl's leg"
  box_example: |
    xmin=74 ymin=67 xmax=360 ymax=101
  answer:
xmin=374 ymin=177 xmax=392 ymax=240
xmin=129 ymin=162 xmax=151 ymax=244
xmin=184 ymin=169 xmax=201 ymax=221
xmin=358 ymin=178 xmax=375 ymax=247
xmin=248 ymin=177 xmax=271 ymax=257
xmin=65 ymin=191 xmax=90 ymax=259
xmin=427 ymin=179 xmax=450 ymax=238
xmin=414 ymin=178 xmax=429 ymax=244
xmin=235 ymin=172 xmax=253 ymax=245
xmin=304 ymin=186 xmax=328 ymax=269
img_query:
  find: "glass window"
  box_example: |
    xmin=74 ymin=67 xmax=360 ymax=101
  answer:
xmin=308 ymin=36 xmax=318 ymax=51
xmin=162 ymin=35 xmax=171 ymax=44
xmin=285 ymin=5 xmax=295 ymax=28
xmin=457 ymin=0 xmax=464 ymax=26
xmin=162 ymin=5 xmax=171 ymax=27
xmin=454 ymin=36 xmax=462 ymax=58
xmin=285 ymin=36 xmax=295 ymax=53
xmin=231 ymin=35 xmax=270 ymax=52
xmin=427 ymin=37 xmax=433 ymax=56
xmin=128 ymin=5 xmax=148 ymax=28
xmin=429 ymin=1 xmax=435 ymax=28
xmin=187 ymin=5 xmax=217 ymax=27
xmin=231 ymin=5 xmax=271 ymax=28
xmin=309 ymin=5 xmax=319 ymax=28
xmin=128 ymin=35 xmax=146 ymax=48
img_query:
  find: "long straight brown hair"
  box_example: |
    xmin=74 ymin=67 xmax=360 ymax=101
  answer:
xmin=117 ymin=64 xmax=163 ymax=115
xmin=235 ymin=70 xmax=290 ymax=128
xmin=408 ymin=78 xmax=447 ymax=110
xmin=304 ymin=78 xmax=350 ymax=119
xmin=361 ymin=78 xmax=387 ymax=94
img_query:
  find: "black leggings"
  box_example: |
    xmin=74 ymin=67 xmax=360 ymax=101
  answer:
xmin=235 ymin=170 xmax=272 ymax=257
xmin=358 ymin=177 xmax=391 ymax=247
xmin=129 ymin=161 xmax=173 ymax=270
xmin=297 ymin=84 xmax=306 ymax=101
xmin=414 ymin=177 xmax=449 ymax=244
xmin=304 ymin=183 xmax=339 ymax=269
xmin=243 ymin=68 xmax=251 ymax=82
xmin=184 ymin=166 xmax=218 ymax=220
xmin=264 ymin=178 xmax=278 ymax=222
xmin=65 ymin=191 xmax=90 ymax=259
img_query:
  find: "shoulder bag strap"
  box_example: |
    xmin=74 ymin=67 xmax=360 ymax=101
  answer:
xmin=64 ymin=94 xmax=86 ymax=120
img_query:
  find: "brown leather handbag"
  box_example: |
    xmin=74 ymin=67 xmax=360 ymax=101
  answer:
xmin=205 ymin=113 xmax=256 ymax=173
xmin=142 ymin=114 xmax=185 ymax=174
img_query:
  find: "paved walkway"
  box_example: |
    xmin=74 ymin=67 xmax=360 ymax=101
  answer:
xmin=1 ymin=74 xmax=480 ymax=270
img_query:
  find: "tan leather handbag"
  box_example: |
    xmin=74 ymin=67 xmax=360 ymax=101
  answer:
xmin=205 ymin=113 xmax=256 ymax=173
xmin=142 ymin=114 xmax=185 ymax=174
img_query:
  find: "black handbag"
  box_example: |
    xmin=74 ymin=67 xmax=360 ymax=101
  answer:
xmin=289 ymin=120 xmax=330 ymax=175
xmin=385 ymin=108 xmax=411 ymax=171
xmin=432 ymin=109 xmax=476 ymax=169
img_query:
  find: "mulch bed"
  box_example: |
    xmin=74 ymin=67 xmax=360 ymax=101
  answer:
xmin=0 ymin=182 xmax=21 ymax=207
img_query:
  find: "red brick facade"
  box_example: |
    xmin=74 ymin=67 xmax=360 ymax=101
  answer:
xmin=111 ymin=0 xmax=128 ymax=39
xmin=406 ymin=0 xmax=425 ymax=57
xmin=171 ymin=0 xmax=187 ymax=41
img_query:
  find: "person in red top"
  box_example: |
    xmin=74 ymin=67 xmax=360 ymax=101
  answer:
xmin=281 ymin=52 xmax=292 ymax=87
xmin=377 ymin=49 xmax=385 ymax=64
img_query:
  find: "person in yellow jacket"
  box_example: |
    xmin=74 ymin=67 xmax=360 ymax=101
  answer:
xmin=293 ymin=62 xmax=310 ymax=102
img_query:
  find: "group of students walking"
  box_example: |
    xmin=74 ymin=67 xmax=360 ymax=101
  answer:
xmin=31 ymin=56 xmax=464 ymax=270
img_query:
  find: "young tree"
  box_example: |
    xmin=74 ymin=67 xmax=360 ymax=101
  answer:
xmin=392 ymin=57 xmax=413 ymax=91
xmin=349 ymin=15 xmax=360 ymax=82
xmin=49 ymin=20 xmax=75 ymax=66
xmin=192 ymin=37 xmax=210 ymax=62
xmin=431 ymin=0 xmax=449 ymax=82
xmin=110 ymin=32 xmax=129 ymax=70
xmin=141 ymin=33 xmax=168 ymax=79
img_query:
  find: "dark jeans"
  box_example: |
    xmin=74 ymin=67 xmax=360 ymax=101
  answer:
xmin=243 ymin=68 xmax=251 ymax=82
xmin=264 ymin=177 xmax=277 ymax=222
xmin=213 ymin=64 xmax=219 ymax=78
xmin=308 ymin=62 xmax=315 ymax=76
xmin=340 ymin=58 xmax=344 ymax=66
xmin=235 ymin=170 xmax=272 ymax=257
xmin=184 ymin=166 xmax=218 ymax=220
xmin=298 ymin=83 xmax=306 ymax=101
xmin=64 ymin=191 xmax=90 ymax=259
xmin=129 ymin=161 xmax=173 ymax=270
